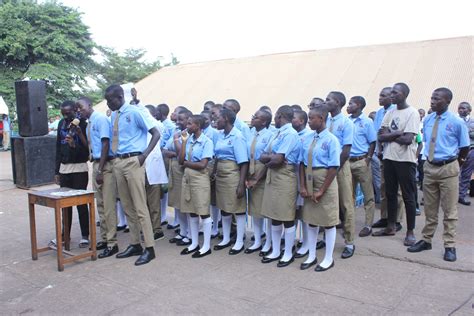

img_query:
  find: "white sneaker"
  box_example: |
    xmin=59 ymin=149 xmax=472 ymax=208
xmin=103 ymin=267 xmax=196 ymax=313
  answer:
xmin=79 ymin=239 xmax=89 ymax=248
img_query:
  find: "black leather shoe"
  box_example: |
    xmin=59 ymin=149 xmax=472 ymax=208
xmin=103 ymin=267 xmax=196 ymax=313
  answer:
xmin=341 ymin=246 xmax=355 ymax=259
xmin=181 ymin=246 xmax=200 ymax=255
xmin=294 ymin=250 xmax=308 ymax=259
xmin=261 ymin=255 xmax=281 ymax=264
xmin=396 ymin=223 xmax=403 ymax=232
xmin=458 ymin=198 xmax=471 ymax=206
xmin=229 ymin=246 xmax=244 ymax=255
xmin=192 ymin=248 xmax=211 ymax=258
xmin=213 ymin=242 xmax=231 ymax=251
xmin=161 ymin=220 xmax=168 ymax=226
xmin=300 ymin=258 xmax=318 ymax=270
xmin=277 ymin=256 xmax=294 ymax=267
xmin=169 ymin=235 xmax=184 ymax=244
xmin=407 ymin=240 xmax=432 ymax=253
xmin=259 ymin=248 xmax=272 ymax=257
xmin=98 ymin=245 xmax=118 ymax=259
xmin=443 ymin=247 xmax=457 ymax=262
xmin=117 ymin=225 xmax=126 ymax=231
xmin=316 ymin=240 xmax=326 ymax=250
xmin=372 ymin=219 xmax=388 ymax=228
xmin=315 ymin=261 xmax=334 ymax=272
xmin=154 ymin=231 xmax=165 ymax=241
xmin=167 ymin=223 xmax=179 ymax=229
xmin=251 ymin=233 xmax=266 ymax=241
xmin=244 ymin=245 xmax=262 ymax=254
xmin=176 ymin=238 xmax=192 ymax=246
xmin=211 ymin=233 xmax=220 ymax=239
xmin=116 ymin=244 xmax=143 ymax=258
xmin=135 ymin=247 xmax=155 ymax=266
xmin=123 ymin=227 xmax=130 ymax=233
xmin=96 ymin=241 xmax=107 ymax=250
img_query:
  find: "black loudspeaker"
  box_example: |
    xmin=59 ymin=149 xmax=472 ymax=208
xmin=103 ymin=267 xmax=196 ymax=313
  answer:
xmin=15 ymin=80 xmax=48 ymax=137
xmin=11 ymin=135 xmax=56 ymax=188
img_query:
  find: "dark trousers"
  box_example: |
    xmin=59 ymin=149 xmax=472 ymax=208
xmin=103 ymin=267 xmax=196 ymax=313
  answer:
xmin=60 ymin=172 xmax=89 ymax=238
xmin=383 ymin=159 xmax=417 ymax=230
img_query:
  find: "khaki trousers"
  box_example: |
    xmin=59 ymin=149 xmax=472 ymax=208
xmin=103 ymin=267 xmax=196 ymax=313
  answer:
xmin=350 ymin=159 xmax=376 ymax=227
xmin=145 ymin=174 xmax=162 ymax=234
xmin=337 ymin=162 xmax=355 ymax=244
xmin=92 ymin=161 xmax=118 ymax=246
xmin=114 ymin=156 xmax=154 ymax=248
xmin=3 ymin=131 xmax=10 ymax=150
xmin=380 ymin=160 xmax=404 ymax=222
xmin=422 ymin=161 xmax=459 ymax=247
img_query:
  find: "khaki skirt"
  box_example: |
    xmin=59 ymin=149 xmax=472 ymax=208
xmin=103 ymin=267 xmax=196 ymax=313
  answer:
xmin=261 ymin=164 xmax=297 ymax=221
xmin=207 ymin=159 xmax=217 ymax=206
xmin=180 ymin=168 xmax=211 ymax=215
xmin=167 ymin=158 xmax=184 ymax=209
xmin=248 ymin=161 xmax=266 ymax=218
xmin=216 ymin=160 xmax=246 ymax=213
xmin=301 ymin=168 xmax=339 ymax=227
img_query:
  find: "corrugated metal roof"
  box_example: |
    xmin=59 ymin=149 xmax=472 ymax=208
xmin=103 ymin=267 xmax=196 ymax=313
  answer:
xmin=95 ymin=36 xmax=473 ymax=119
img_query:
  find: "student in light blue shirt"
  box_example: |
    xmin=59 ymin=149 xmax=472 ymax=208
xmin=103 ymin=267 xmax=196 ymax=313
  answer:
xmin=213 ymin=108 xmax=249 ymax=255
xmin=78 ymin=97 xmax=117 ymax=258
xmin=223 ymin=99 xmax=252 ymax=141
xmin=408 ymin=88 xmax=470 ymax=262
xmin=106 ymin=84 xmax=160 ymax=266
xmin=201 ymin=110 xmax=219 ymax=145
xmin=347 ymin=96 xmax=377 ymax=238
xmin=298 ymin=105 xmax=341 ymax=271
xmin=157 ymin=104 xmax=176 ymax=148
xmin=178 ymin=114 xmax=215 ymax=258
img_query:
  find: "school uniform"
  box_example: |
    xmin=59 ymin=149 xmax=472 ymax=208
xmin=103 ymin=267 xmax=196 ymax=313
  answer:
xmin=111 ymin=103 xmax=155 ymax=250
xmin=296 ymin=128 xmax=314 ymax=209
xmin=87 ymin=111 xmax=117 ymax=249
xmin=349 ymin=113 xmax=377 ymax=229
xmin=327 ymin=113 xmax=355 ymax=245
xmin=421 ymin=111 xmax=469 ymax=248
xmin=165 ymin=132 xmax=185 ymax=210
xmin=234 ymin=117 xmax=252 ymax=141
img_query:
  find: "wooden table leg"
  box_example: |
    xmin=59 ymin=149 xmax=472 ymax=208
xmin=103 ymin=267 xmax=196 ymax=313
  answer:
xmin=89 ymin=201 xmax=97 ymax=261
xmin=62 ymin=208 xmax=70 ymax=251
xmin=29 ymin=203 xmax=38 ymax=260
xmin=55 ymin=206 xmax=64 ymax=272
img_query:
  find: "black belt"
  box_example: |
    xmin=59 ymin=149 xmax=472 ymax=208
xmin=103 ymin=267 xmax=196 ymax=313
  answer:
xmin=92 ymin=156 xmax=115 ymax=162
xmin=349 ymin=155 xmax=367 ymax=162
xmin=116 ymin=152 xmax=142 ymax=159
xmin=428 ymin=157 xmax=457 ymax=166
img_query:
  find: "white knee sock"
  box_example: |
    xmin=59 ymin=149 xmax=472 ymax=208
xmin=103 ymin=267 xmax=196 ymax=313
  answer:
xmin=297 ymin=222 xmax=309 ymax=255
xmin=232 ymin=214 xmax=246 ymax=250
xmin=282 ymin=225 xmax=296 ymax=261
xmin=320 ymin=227 xmax=336 ymax=268
xmin=186 ymin=215 xmax=192 ymax=239
xmin=116 ymin=201 xmax=127 ymax=226
xmin=218 ymin=215 xmax=232 ymax=246
xmin=304 ymin=225 xmax=319 ymax=264
xmin=160 ymin=193 xmax=168 ymax=223
xmin=200 ymin=217 xmax=212 ymax=253
xmin=262 ymin=219 xmax=272 ymax=252
xmin=211 ymin=206 xmax=220 ymax=235
xmin=189 ymin=216 xmax=199 ymax=251
xmin=249 ymin=217 xmax=263 ymax=250
xmin=177 ymin=209 xmax=188 ymax=238
xmin=268 ymin=224 xmax=283 ymax=259
xmin=172 ymin=207 xmax=179 ymax=226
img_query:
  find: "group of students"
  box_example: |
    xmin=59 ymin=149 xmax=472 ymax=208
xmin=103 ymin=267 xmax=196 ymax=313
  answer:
xmin=53 ymin=82 xmax=471 ymax=270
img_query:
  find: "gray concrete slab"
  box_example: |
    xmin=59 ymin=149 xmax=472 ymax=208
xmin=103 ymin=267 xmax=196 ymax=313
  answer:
xmin=0 ymin=150 xmax=473 ymax=315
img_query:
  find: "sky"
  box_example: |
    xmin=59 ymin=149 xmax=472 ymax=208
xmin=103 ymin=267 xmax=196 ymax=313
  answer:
xmin=59 ymin=0 xmax=473 ymax=65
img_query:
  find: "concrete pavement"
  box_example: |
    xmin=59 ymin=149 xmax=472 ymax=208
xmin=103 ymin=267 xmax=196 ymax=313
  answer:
xmin=0 ymin=150 xmax=473 ymax=315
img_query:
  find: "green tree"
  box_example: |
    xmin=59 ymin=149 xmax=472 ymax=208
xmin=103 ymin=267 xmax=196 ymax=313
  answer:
xmin=0 ymin=0 xmax=96 ymax=113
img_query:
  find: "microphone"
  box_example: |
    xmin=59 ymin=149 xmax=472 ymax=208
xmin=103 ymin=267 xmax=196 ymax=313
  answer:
xmin=68 ymin=118 xmax=80 ymax=136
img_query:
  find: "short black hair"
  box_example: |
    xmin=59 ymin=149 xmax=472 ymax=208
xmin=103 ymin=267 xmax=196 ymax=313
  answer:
xmin=77 ymin=96 xmax=92 ymax=107
xmin=201 ymin=110 xmax=212 ymax=117
xmin=310 ymin=104 xmax=329 ymax=122
xmin=291 ymin=104 xmax=302 ymax=111
xmin=394 ymin=82 xmax=410 ymax=97
xmin=178 ymin=109 xmax=193 ymax=117
xmin=60 ymin=100 xmax=75 ymax=108
xmin=190 ymin=114 xmax=205 ymax=129
xmin=434 ymin=87 xmax=453 ymax=103
xmin=459 ymin=102 xmax=472 ymax=111
xmin=257 ymin=109 xmax=272 ymax=128
xmin=259 ymin=105 xmax=272 ymax=114
xmin=293 ymin=110 xmax=308 ymax=126
xmin=350 ymin=96 xmax=366 ymax=109
xmin=212 ymin=103 xmax=223 ymax=110
xmin=224 ymin=99 xmax=241 ymax=112
xmin=204 ymin=100 xmax=215 ymax=107
xmin=220 ymin=108 xmax=236 ymax=124
xmin=329 ymin=91 xmax=346 ymax=107
xmin=157 ymin=103 xmax=169 ymax=116
xmin=277 ymin=105 xmax=294 ymax=121
xmin=105 ymin=84 xmax=124 ymax=97
xmin=145 ymin=104 xmax=157 ymax=117
xmin=312 ymin=97 xmax=324 ymax=104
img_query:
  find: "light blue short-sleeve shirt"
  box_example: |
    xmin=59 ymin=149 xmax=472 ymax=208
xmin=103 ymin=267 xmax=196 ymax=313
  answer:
xmin=349 ymin=113 xmax=377 ymax=157
xmin=327 ymin=112 xmax=354 ymax=150
xmin=110 ymin=104 xmax=155 ymax=155
xmin=88 ymin=111 xmax=113 ymax=159
xmin=234 ymin=118 xmax=252 ymax=141
xmin=184 ymin=133 xmax=214 ymax=162
xmin=160 ymin=118 xmax=176 ymax=148
xmin=214 ymin=127 xmax=248 ymax=164
xmin=423 ymin=111 xmax=469 ymax=161
xmin=265 ymin=123 xmax=300 ymax=165
xmin=203 ymin=125 xmax=219 ymax=145
xmin=299 ymin=129 xmax=341 ymax=168
xmin=247 ymin=127 xmax=273 ymax=161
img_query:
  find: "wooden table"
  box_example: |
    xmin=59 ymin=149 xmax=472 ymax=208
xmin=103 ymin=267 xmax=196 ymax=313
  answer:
xmin=28 ymin=188 xmax=97 ymax=271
